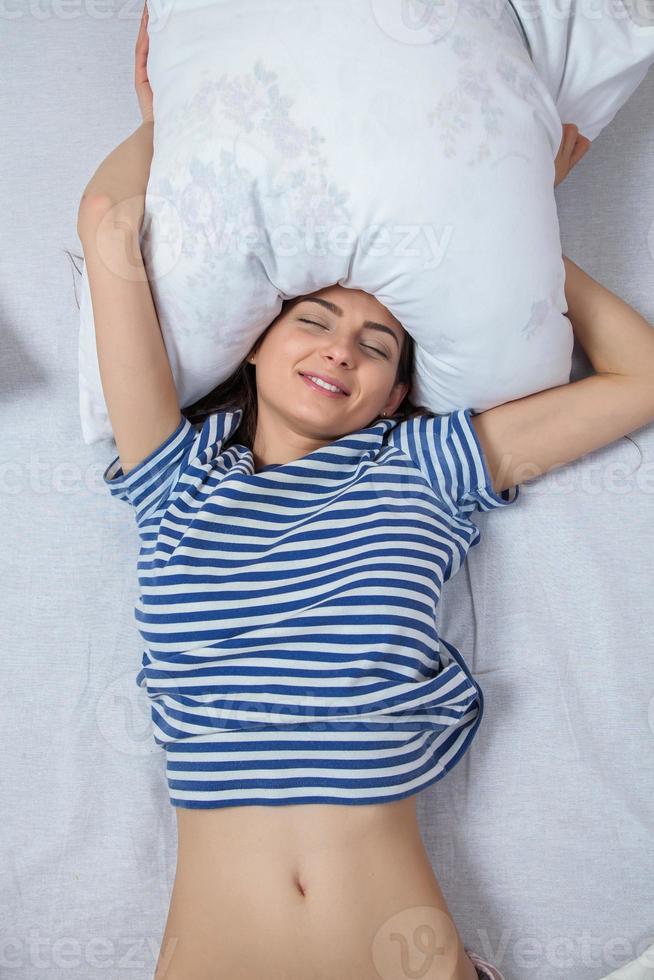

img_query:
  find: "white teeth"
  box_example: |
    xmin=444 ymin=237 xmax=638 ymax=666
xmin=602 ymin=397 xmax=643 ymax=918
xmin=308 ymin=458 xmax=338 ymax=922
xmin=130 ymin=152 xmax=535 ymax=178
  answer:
xmin=306 ymin=375 xmax=343 ymax=393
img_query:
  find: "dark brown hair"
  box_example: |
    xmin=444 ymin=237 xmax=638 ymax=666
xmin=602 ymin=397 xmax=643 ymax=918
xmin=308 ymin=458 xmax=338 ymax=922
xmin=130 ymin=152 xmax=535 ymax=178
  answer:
xmin=63 ymin=250 xmax=645 ymax=474
xmin=182 ymin=295 xmax=433 ymax=449
xmin=62 ymin=250 xmax=432 ymax=448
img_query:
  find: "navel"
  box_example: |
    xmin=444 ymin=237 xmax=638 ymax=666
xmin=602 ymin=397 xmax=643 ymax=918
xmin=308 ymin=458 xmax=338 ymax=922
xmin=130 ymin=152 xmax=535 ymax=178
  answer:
xmin=292 ymin=869 xmax=308 ymax=898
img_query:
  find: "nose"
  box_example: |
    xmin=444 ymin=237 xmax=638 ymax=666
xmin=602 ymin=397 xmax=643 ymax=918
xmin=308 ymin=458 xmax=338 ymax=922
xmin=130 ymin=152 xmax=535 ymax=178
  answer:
xmin=320 ymin=335 xmax=356 ymax=367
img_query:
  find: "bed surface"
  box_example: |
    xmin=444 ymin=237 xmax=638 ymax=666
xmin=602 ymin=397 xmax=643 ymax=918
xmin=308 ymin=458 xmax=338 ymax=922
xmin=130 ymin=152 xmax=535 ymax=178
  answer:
xmin=1 ymin=9 xmax=653 ymax=979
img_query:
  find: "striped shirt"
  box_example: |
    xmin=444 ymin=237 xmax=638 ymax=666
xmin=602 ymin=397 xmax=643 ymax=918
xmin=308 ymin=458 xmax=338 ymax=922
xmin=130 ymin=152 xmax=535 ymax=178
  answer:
xmin=103 ymin=407 xmax=519 ymax=809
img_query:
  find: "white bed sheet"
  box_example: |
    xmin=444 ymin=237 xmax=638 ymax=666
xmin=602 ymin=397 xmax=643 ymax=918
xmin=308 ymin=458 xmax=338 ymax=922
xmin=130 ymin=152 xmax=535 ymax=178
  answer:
xmin=1 ymin=8 xmax=652 ymax=979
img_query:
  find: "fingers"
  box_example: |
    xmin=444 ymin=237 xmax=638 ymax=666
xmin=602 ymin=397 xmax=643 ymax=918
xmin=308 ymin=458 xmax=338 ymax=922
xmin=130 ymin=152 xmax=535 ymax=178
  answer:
xmin=557 ymin=123 xmax=592 ymax=170
xmin=135 ymin=3 xmax=149 ymax=81
xmin=555 ymin=124 xmax=573 ymax=168
xmin=562 ymin=123 xmax=579 ymax=156
xmin=557 ymin=123 xmax=592 ymax=179
xmin=136 ymin=3 xmax=149 ymax=53
xmin=570 ymin=133 xmax=592 ymax=169
xmin=134 ymin=1 xmax=153 ymax=123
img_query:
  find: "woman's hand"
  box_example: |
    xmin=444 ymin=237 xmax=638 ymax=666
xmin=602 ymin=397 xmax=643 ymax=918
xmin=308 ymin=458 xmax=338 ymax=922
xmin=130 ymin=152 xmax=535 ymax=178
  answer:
xmin=135 ymin=2 xmax=154 ymax=124
xmin=554 ymin=123 xmax=591 ymax=187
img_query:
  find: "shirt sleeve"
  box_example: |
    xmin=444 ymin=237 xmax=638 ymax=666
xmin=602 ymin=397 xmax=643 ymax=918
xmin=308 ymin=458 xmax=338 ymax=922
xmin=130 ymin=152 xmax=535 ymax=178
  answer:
xmin=102 ymin=410 xmax=236 ymax=539
xmin=387 ymin=407 xmax=520 ymax=518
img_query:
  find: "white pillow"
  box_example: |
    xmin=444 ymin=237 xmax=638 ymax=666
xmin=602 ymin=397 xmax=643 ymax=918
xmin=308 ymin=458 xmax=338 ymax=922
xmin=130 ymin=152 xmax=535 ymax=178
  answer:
xmin=508 ymin=0 xmax=654 ymax=141
xmin=79 ymin=0 xmax=573 ymax=445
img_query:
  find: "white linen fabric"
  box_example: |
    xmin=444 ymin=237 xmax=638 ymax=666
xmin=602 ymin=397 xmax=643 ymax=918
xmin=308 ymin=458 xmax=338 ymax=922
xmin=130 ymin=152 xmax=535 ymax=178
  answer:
xmin=2 ymin=7 xmax=653 ymax=980
xmin=507 ymin=0 xmax=654 ymax=141
xmin=78 ymin=0 xmax=574 ymax=444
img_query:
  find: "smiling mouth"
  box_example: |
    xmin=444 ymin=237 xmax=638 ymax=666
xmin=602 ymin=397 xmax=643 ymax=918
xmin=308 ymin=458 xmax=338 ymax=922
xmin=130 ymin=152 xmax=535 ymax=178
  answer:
xmin=299 ymin=373 xmax=350 ymax=397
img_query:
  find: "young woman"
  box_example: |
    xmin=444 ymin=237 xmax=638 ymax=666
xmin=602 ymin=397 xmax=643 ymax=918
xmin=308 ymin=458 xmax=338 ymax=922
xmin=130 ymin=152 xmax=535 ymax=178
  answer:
xmin=76 ymin=7 xmax=654 ymax=979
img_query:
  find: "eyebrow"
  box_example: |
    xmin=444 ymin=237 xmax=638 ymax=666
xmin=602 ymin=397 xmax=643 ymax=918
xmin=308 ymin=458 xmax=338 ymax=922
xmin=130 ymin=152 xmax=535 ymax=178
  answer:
xmin=295 ymin=296 xmax=401 ymax=351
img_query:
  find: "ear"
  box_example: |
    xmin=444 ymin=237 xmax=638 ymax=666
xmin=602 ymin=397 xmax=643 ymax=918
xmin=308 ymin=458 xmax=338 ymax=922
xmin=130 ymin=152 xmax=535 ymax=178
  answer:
xmin=384 ymin=381 xmax=410 ymax=415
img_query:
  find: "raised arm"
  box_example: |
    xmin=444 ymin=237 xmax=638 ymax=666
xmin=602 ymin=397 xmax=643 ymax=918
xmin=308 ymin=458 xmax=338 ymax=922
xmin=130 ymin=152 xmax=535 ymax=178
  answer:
xmin=78 ymin=179 xmax=182 ymax=476
xmin=471 ymin=256 xmax=654 ymax=493
xmin=77 ymin=10 xmax=182 ymax=475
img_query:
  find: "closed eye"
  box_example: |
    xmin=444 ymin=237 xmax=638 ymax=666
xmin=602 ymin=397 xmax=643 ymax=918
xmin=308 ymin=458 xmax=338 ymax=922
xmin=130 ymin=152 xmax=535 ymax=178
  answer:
xmin=298 ymin=319 xmax=388 ymax=358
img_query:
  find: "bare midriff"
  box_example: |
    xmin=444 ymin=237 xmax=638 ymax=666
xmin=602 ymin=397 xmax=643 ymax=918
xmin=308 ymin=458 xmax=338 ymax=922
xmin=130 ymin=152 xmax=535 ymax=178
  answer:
xmin=154 ymin=796 xmax=478 ymax=980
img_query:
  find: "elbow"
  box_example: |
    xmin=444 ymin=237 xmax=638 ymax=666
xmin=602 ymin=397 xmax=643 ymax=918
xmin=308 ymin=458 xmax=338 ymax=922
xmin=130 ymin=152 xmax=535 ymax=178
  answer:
xmin=77 ymin=193 xmax=114 ymax=239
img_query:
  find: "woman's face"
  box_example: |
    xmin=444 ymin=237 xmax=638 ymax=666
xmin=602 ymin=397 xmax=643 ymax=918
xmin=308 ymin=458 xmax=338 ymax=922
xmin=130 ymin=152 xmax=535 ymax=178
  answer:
xmin=249 ymin=285 xmax=410 ymax=440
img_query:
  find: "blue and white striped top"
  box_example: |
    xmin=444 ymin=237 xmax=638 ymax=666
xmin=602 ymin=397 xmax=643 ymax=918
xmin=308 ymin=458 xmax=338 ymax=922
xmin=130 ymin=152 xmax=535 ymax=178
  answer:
xmin=104 ymin=407 xmax=519 ymax=809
